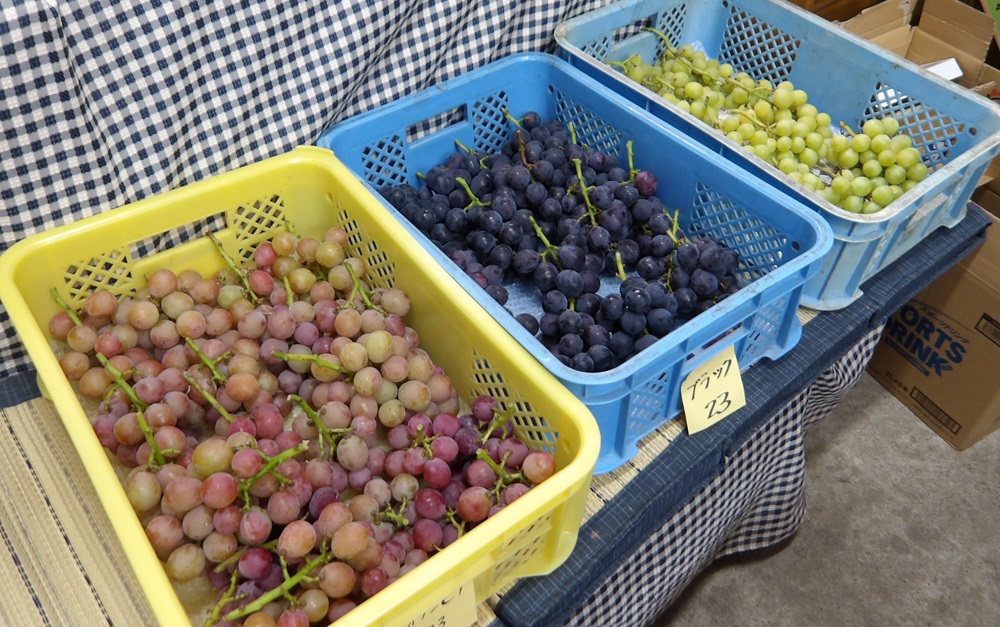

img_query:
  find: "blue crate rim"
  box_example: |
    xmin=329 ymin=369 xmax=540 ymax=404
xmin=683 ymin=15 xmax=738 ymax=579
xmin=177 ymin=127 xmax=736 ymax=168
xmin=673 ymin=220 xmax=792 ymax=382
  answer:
xmin=552 ymin=0 xmax=1000 ymax=225
xmin=317 ymin=52 xmax=834 ymax=388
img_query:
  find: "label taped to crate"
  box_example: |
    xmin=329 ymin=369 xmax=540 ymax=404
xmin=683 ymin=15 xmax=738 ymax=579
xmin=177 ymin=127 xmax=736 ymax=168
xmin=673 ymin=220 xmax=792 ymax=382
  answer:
xmin=403 ymin=582 xmax=476 ymax=627
xmin=682 ymin=345 xmax=745 ymax=434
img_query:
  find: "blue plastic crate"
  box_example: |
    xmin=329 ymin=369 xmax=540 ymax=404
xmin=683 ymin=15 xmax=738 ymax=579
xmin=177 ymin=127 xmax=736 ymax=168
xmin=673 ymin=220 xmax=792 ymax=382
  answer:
xmin=554 ymin=0 xmax=1000 ymax=310
xmin=317 ymin=52 xmax=832 ymax=473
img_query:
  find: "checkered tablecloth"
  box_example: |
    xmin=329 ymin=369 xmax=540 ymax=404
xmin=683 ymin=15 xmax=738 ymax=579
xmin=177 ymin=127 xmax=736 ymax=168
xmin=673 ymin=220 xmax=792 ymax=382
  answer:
xmin=0 ymin=0 xmax=611 ymax=380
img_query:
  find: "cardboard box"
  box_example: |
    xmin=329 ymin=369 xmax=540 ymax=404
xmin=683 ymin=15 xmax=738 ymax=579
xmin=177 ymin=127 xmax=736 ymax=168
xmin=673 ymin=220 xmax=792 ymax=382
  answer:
xmin=841 ymin=0 xmax=995 ymax=88
xmin=867 ymin=209 xmax=1000 ymax=449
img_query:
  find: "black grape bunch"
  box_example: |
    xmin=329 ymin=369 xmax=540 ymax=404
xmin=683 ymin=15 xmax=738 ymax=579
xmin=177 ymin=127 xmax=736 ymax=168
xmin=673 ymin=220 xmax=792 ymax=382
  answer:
xmin=379 ymin=110 xmax=746 ymax=373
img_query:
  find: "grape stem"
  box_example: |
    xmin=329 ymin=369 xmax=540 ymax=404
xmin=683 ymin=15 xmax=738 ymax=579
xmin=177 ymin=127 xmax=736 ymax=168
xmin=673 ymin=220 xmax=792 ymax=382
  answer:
xmin=614 ymin=251 xmax=627 ymax=281
xmin=570 ymin=158 xmax=599 ymax=227
xmin=479 ymin=405 xmax=516 ymax=446
xmin=528 ymin=216 xmax=562 ymax=267
xmin=454 ymin=139 xmax=474 ymax=154
xmin=204 ymin=568 xmax=242 ymax=627
xmin=135 ymin=410 xmax=168 ymax=469
xmin=343 ymin=261 xmax=381 ymax=313
xmin=211 ymin=539 xmax=278 ymax=575
xmin=207 ymin=231 xmax=259 ymax=306
xmin=182 ymin=371 xmax=235 ymax=424
xmin=375 ymin=497 xmax=411 ymax=527
xmin=50 ymin=288 xmax=83 ymax=326
xmin=282 ymin=276 xmax=294 ymax=308
xmin=288 ymin=394 xmax=353 ymax=456
xmin=454 ymin=176 xmax=487 ymax=210
xmin=444 ymin=508 xmax=467 ymax=539
xmin=221 ymin=545 xmax=332 ymax=624
xmin=96 ymin=353 xmax=148 ymax=412
xmin=475 ymin=448 xmax=525 ymax=502
xmin=839 ymin=122 xmax=857 ymax=137
xmin=626 ymin=140 xmax=637 ymax=185
xmin=567 ymin=121 xmax=578 ymax=146
xmin=236 ymin=442 xmax=309 ymax=509
xmin=410 ymin=423 xmax=437 ymax=456
xmin=185 ymin=337 xmax=229 ymax=385
xmin=270 ymin=350 xmax=354 ymax=376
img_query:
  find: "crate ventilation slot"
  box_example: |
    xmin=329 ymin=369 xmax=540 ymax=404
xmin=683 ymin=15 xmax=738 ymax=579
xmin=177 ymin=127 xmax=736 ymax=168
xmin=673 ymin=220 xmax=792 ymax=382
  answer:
xmin=361 ymin=135 xmax=409 ymax=189
xmin=720 ymin=4 xmax=800 ymax=86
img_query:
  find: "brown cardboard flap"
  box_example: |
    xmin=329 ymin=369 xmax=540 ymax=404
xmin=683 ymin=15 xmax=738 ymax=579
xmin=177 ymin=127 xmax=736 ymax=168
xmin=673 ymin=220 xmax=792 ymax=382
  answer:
xmin=918 ymin=0 xmax=993 ymax=61
xmin=840 ymin=0 xmax=913 ymax=38
xmin=908 ymin=29 xmax=985 ymax=87
xmin=869 ymin=26 xmax=914 ymax=57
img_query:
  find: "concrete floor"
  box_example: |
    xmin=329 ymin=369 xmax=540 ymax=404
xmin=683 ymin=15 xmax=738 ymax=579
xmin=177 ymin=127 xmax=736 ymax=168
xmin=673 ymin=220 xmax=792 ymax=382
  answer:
xmin=657 ymin=371 xmax=1000 ymax=627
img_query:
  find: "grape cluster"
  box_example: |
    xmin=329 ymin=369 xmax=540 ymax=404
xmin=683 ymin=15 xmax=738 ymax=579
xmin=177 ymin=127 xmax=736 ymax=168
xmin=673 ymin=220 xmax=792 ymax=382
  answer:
xmin=49 ymin=228 xmax=556 ymax=627
xmin=610 ymin=30 xmax=930 ymax=214
xmin=377 ymin=111 xmax=745 ymax=373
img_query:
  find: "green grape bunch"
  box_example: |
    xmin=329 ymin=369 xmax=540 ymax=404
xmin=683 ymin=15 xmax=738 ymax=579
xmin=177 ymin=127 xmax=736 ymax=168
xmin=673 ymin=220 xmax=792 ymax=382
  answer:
xmin=608 ymin=29 xmax=931 ymax=215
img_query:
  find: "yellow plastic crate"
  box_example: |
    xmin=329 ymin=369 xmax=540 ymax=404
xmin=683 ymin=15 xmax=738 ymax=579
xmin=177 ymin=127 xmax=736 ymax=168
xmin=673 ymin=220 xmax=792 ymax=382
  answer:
xmin=0 ymin=146 xmax=600 ymax=627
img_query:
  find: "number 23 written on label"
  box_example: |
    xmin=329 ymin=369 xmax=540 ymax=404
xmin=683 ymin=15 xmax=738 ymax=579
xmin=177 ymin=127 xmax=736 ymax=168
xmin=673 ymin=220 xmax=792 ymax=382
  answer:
xmin=681 ymin=345 xmax=746 ymax=434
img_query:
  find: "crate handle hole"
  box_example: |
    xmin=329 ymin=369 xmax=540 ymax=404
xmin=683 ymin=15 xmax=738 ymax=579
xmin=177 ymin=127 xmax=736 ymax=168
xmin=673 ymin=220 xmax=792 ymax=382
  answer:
xmin=791 ymin=241 xmax=800 ymax=251
xmin=405 ymin=105 xmax=468 ymax=145
xmin=969 ymin=127 xmax=979 ymax=137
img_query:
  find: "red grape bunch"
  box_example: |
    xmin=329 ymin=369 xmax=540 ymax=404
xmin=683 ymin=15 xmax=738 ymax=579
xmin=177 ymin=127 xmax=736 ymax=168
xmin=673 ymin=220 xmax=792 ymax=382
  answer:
xmin=48 ymin=225 xmax=557 ymax=627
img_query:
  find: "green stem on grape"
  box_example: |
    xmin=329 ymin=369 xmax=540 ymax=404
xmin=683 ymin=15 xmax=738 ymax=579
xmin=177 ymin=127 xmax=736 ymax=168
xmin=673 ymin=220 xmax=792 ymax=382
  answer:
xmin=207 ymin=232 xmax=259 ymax=306
xmin=270 ymin=350 xmax=354 ymax=376
xmin=626 ymin=140 xmax=637 ymax=185
xmin=838 ymin=122 xmax=857 ymax=137
xmin=571 ymin=158 xmax=599 ymax=227
xmin=375 ymin=497 xmax=411 ymax=528
xmin=479 ymin=405 xmax=517 ymax=446
xmin=221 ymin=545 xmax=332 ymax=624
xmin=182 ymin=371 xmax=235 ymax=424
xmin=444 ymin=508 xmax=466 ymax=539
xmin=236 ymin=442 xmax=309 ymax=509
xmin=135 ymin=410 xmax=167 ymax=469
xmin=343 ymin=261 xmax=381 ymax=313
xmin=282 ymin=219 xmax=301 ymax=238
xmin=185 ymin=337 xmax=229 ymax=385
xmin=454 ymin=176 xmax=487 ymax=210
xmin=50 ymin=288 xmax=83 ymax=326
xmin=476 ymin=448 xmax=525 ymax=502
xmin=96 ymin=353 xmax=147 ymax=412
xmin=614 ymin=251 xmax=627 ymax=281
xmin=670 ymin=209 xmax=683 ymax=241
xmin=410 ymin=423 xmax=438 ymax=457
xmin=528 ymin=216 xmax=561 ymax=267
xmin=204 ymin=568 xmax=241 ymax=627
xmin=732 ymin=108 xmax=769 ymax=130
xmin=568 ymin=121 xmax=578 ymax=146
xmin=501 ymin=108 xmax=525 ymax=130
xmin=211 ymin=539 xmax=279 ymax=575
xmin=454 ymin=139 xmax=474 ymax=154
xmin=816 ymin=164 xmax=841 ymax=179
xmin=282 ymin=276 xmax=294 ymax=308
xmin=416 ymin=171 xmax=427 ymax=181
xmin=607 ymin=60 xmax=633 ymax=71
xmin=288 ymin=394 xmax=353 ymax=456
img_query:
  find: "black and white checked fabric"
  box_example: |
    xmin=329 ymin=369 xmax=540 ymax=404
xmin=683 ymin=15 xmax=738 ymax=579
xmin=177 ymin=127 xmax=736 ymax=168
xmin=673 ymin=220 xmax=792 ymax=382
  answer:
xmin=0 ymin=0 xmax=609 ymax=378
xmin=555 ymin=328 xmax=884 ymax=627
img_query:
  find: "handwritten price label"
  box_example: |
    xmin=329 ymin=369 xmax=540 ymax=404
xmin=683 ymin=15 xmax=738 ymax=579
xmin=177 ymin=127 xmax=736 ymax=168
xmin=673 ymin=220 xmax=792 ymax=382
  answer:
xmin=404 ymin=582 xmax=477 ymax=627
xmin=681 ymin=345 xmax=745 ymax=434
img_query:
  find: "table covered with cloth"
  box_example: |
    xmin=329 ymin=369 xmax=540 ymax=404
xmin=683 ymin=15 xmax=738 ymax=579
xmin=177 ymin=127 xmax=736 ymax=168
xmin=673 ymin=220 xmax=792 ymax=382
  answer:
xmin=0 ymin=2 xmax=992 ymax=627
